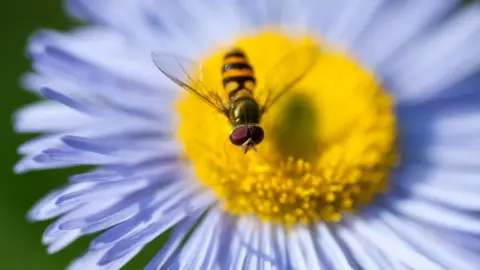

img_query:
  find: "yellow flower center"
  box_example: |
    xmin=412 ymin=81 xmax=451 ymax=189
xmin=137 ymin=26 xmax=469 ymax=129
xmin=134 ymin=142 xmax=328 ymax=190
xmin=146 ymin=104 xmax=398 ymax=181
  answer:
xmin=176 ymin=32 xmax=398 ymax=224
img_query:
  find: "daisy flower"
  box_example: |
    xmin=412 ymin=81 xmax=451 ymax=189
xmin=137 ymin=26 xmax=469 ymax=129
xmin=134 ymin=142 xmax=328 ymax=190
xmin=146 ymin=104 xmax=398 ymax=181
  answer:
xmin=15 ymin=0 xmax=480 ymax=269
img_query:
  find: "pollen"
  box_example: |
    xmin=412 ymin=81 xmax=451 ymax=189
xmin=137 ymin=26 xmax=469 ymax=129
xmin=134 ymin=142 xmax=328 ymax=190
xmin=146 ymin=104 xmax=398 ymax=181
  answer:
xmin=176 ymin=32 xmax=398 ymax=224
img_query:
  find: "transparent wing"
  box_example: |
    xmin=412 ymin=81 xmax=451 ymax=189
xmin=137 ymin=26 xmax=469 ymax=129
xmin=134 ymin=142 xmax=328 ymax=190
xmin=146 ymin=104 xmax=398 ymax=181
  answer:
xmin=260 ymin=46 xmax=321 ymax=114
xmin=151 ymin=51 xmax=227 ymax=114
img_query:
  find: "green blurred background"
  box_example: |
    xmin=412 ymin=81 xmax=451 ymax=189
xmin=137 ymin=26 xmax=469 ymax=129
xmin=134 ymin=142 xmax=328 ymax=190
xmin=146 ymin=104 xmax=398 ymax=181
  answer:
xmin=0 ymin=1 xmax=167 ymax=269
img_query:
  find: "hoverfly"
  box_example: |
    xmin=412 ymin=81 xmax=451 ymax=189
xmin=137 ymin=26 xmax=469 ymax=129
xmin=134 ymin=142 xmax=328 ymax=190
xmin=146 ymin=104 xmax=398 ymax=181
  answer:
xmin=151 ymin=46 xmax=319 ymax=153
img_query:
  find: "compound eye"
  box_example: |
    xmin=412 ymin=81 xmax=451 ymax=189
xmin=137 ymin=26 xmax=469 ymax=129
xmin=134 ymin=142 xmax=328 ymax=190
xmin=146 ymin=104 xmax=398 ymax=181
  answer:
xmin=229 ymin=126 xmax=250 ymax=146
xmin=249 ymin=126 xmax=264 ymax=144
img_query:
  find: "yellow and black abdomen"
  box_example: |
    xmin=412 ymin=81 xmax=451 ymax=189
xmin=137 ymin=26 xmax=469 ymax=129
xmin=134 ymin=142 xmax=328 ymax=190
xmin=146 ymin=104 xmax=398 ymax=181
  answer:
xmin=222 ymin=48 xmax=256 ymax=101
xmin=222 ymin=49 xmax=262 ymax=126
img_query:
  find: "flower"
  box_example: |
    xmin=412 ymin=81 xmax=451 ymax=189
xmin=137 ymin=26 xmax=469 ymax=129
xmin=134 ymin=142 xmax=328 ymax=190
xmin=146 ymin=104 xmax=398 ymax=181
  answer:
xmin=14 ymin=0 xmax=480 ymax=269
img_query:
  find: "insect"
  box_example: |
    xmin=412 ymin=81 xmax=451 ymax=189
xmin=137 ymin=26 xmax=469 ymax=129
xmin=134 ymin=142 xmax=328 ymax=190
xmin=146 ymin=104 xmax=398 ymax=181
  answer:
xmin=151 ymin=46 xmax=320 ymax=153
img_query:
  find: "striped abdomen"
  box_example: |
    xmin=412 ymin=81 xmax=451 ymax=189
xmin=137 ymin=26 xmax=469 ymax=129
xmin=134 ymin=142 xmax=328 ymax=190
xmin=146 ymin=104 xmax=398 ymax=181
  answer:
xmin=222 ymin=48 xmax=256 ymax=101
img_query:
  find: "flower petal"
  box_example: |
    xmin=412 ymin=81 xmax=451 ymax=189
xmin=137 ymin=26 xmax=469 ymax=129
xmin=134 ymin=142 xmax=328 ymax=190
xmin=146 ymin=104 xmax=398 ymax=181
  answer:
xmin=286 ymin=227 xmax=308 ymax=270
xmin=144 ymin=214 xmax=201 ymax=270
xmin=98 ymin=199 xmax=211 ymax=266
xmin=314 ymin=223 xmax=356 ymax=269
xmin=14 ymin=101 xmax=94 ymax=133
xmin=89 ymin=183 xmax=207 ymax=250
xmin=379 ymin=209 xmax=478 ymax=269
xmin=386 ymin=3 xmax=480 ymax=102
xmin=336 ymin=225 xmax=383 ymax=270
xmin=354 ymin=0 xmax=456 ymax=69
xmin=385 ymin=196 xmax=480 ymax=234
xmin=170 ymin=207 xmax=221 ymax=269
xmin=345 ymin=214 xmax=443 ymax=269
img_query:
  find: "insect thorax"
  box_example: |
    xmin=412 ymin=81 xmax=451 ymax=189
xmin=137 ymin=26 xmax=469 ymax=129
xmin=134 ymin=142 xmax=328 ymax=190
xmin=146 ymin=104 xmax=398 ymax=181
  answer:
xmin=229 ymin=97 xmax=261 ymax=126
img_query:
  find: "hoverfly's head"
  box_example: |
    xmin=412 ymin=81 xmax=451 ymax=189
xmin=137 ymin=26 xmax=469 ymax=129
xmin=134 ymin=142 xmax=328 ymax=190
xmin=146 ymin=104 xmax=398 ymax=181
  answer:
xmin=229 ymin=125 xmax=265 ymax=153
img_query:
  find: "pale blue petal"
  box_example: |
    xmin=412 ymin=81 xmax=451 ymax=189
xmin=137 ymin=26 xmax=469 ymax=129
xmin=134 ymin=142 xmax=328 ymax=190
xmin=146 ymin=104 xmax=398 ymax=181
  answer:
xmin=323 ymin=0 xmax=384 ymax=48
xmin=385 ymin=3 xmax=480 ymax=103
xmin=14 ymin=101 xmax=93 ymax=133
xmin=195 ymin=213 xmax=224 ymax=270
xmin=17 ymin=120 xmax=161 ymax=155
xmin=394 ymin=164 xmax=480 ymax=190
xmin=354 ymin=0 xmax=456 ymax=70
xmin=219 ymin=216 xmax=246 ymax=269
xmin=393 ymin=169 xmax=480 ymax=210
xmin=273 ymin=225 xmax=288 ymax=270
xmin=295 ymin=225 xmax=324 ymax=269
xmin=67 ymin=246 xmax=143 ymax=270
xmin=384 ymin=196 xmax=480 ymax=234
xmin=259 ymin=222 xmax=275 ymax=270
xmin=345 ymin=214 xmax=445 ymax=269
xmin=55 ymin=178 xmax=152 ymax=207
xmin=47 ymin=230 xmax=82 ymax=254
xmin=144 ymin=214 xmax=201 ymax=270
xmin=56 ymin=180 xmax=183 ymax=234
xmin=40 ymin=87 xmax=95 ymax=114
xmin=42 ymin=199 xmax=121 ymax=247
xmin=379 ymin=209 xmax=478 ymax=269
xmin=70 ymin=158 xmax=180 ymax=183
xmin=244 ymin=221 xmax=260 ymax=270
xmin=305 ymin=0 xmax=349 ymax=34
xmin=98 ymin=210 xmax=194 ymax=266
xmin=27 ymin=185 xmax=87 ymax=221
xmin=314 ymin=223 xmax=356 ymax=270
xmin=170 ymin=207 xmax=221 ymax=269
xmin=231 ymin=217 xmax=254 ymax=270
xmin=207 ymin=216 xmax=237 ymax=270
xmin=89 ymin=184 xmax=208 ymax=250
xmin=95 ymin=191 xmax=213 ymax=267
xmin=26 ymin=29 xmax=167 ymax=99
xmin=286 ymin=227 xmax=308 ymax=270
xmin=336 ymin=226 xmax=383 ymax=270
